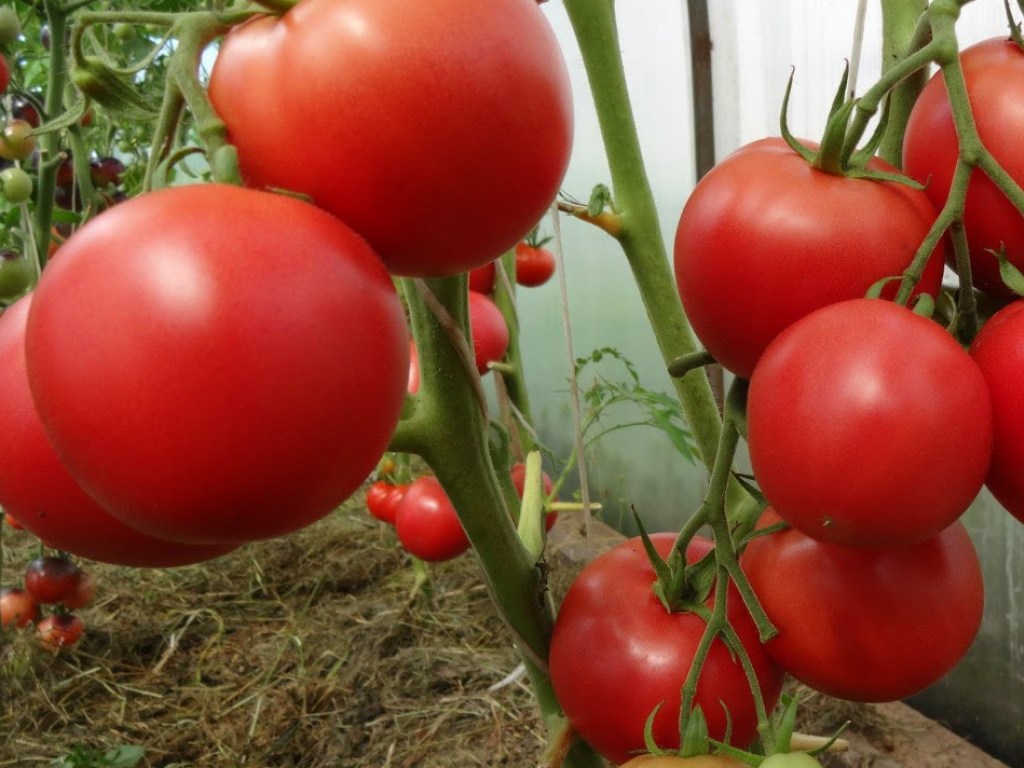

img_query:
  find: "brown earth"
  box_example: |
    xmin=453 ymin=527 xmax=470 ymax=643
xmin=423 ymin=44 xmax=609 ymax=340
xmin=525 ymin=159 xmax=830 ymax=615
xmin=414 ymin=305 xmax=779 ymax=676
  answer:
xmin=0 ymin=503 xmax=1009 ymax=768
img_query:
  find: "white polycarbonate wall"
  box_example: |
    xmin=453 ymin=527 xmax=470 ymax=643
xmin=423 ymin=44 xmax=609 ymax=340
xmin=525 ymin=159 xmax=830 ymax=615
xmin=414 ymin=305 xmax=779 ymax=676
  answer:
xmin=521 ymin=1 xmax=1022 ymax=762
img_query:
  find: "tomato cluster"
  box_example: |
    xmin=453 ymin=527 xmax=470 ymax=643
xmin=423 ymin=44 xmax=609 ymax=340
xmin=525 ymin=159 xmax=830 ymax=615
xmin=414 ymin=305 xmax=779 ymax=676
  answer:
xmin=0 ymin=554 xmax=94 ymax=652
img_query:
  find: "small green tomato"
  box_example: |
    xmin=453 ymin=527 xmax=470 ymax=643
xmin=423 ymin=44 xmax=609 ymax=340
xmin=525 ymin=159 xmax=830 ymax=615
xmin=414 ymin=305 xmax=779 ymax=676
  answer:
xmin=1 ymin=166 xmax=32 ymax=204
xmin=760 ymin=753 xmax=823 ymax=768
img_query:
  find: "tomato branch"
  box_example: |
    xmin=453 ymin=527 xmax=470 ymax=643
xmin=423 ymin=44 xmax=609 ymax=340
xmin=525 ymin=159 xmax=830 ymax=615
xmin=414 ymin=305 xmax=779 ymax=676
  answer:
xmin=877 ymin=0 xmax=930 ymax=166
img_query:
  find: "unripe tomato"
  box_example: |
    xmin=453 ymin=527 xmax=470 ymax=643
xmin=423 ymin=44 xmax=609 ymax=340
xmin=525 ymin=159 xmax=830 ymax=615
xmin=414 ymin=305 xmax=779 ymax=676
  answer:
xmin=0 ymin=250 xmax=33 ymax=301
xmin=0 ymin=6 xmax=21 ymax=46
xmin=0 ymin=120 xmax=37 ymax=162
xmin=1 ymin=166 xmax=33 ymax=204
xmin=760 ymin=754 xmax=822 ymax=768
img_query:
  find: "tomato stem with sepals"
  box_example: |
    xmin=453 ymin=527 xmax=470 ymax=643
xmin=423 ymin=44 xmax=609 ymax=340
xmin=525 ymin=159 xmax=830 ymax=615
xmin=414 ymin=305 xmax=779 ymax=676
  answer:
xmin=389 ymin=275 xmax=604 ymax=768
xmin=562 ymin=0 xmax=749 ymax=519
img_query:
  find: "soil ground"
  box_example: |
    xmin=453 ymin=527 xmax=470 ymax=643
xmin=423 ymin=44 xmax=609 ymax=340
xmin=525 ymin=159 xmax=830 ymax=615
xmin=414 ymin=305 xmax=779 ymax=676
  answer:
xmin=0 ymin=501 xmax=1009 ymax=768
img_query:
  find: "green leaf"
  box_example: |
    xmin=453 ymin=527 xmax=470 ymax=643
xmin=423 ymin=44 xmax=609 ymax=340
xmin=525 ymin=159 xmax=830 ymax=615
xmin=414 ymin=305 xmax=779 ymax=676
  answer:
xmin=911 ymin=292 xmax=935 ymax=318
xmin=989 ymin=245 xmax=1024 ymax=297
xmin=587 ymin=183 xmax=615 ymax=217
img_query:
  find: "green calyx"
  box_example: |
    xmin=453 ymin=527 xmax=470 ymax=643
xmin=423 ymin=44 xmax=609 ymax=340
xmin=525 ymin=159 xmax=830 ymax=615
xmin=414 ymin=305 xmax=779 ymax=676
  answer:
xmin=1005 ymin=0 xmax=1024 ymax=50
xmin=780 ymin=65 xmax=922 ymax=188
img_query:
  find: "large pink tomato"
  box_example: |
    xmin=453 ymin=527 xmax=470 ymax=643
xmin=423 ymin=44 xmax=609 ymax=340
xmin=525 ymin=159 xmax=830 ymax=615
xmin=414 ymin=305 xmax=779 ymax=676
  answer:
xmin=0 ymin=296 xmax=236 ymax=566
xmin=904 ymin=38 xmax=1024 ymax=299
xmin=970 ymin=301 xmax=1024 ymax=522
xmin=208 ymin=0 xmax=573 ymax=277
xmin=26 ymin=184 xmax=409 ymax=545
xmin=748 ymin=298 xmax=991 ymax=549
xmin=550 ymin=535 xmax=783 ymax=765
xmin=674 ymin=137 xmax=945 ymax=378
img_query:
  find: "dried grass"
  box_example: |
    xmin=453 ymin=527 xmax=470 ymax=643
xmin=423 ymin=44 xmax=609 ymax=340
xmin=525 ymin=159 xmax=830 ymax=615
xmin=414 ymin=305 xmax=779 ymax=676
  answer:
xmin=1 ymin=501 xmax=545 ymax=767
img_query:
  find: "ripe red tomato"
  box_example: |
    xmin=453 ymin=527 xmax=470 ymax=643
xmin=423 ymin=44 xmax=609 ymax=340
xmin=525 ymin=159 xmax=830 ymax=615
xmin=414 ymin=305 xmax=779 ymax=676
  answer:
xmin=36 ymin=613 xmax=85 ymax=652
xmin=469 ymin=261 xmax=497 ymax=294
xmin=514 ymin=242 xmax=556 ymax=287
xmin=742 ymin=509 xmax=983 ymax=702
xmin=365 ymin=480 xmax=408 ymax=525
xmin=24 ymin=556 xmax=81 ymax=605
xmin=509 ymin=461 xmax=557 ymax=530
xmin=61 ymin=571 xmax=97 ymax=610
xmin=25 ymin=184 xmax=410 ymax=545
xmin=468 ymin=291 xmax=509 ymax=374
xmin=394 ymin=476 xmax=470 ymax=562
xmin=0 ymin=55 xmax=9 ymax=94
xmin=748 ymin=299 xmax=991 ymax=549
xmin=550 ymin=534 xmax=783 ymax=765
xmin=674 ymin=137 xmax=945 ymax=378
xmin=969 ymin=301 xmax=1024 ymax=522
xmin=0 ymin=587 xmax=39 ymax=629
xmin=208 ymin=0 xmax=572 ymax=277
xmin=0 ymin=296 xmax=237 ymax=566
xmin=904 ymin=38 xmax=1024 ymax=298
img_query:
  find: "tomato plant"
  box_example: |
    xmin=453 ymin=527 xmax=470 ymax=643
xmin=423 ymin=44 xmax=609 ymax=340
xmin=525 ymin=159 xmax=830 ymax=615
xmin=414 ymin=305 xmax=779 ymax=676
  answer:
xmin=0 ymin=296 xmax=238 ymax=566
xmin=742 ymin=509 xmax=984 ymax=702
xmin=208 ymin=0 xmax=573 ymax=277
xmin=393 ymin=476 xmax=470 ymax=562
xmin=969 ymin=300 xmax=1024 ymax=523
xmin=25 ymin=184 xmax=410 ymax=545
xmin=673 ymin=137 xmax=945 ymax=378
xmin=748 ymin=298 xmax=992 ymax=549
xmin=24 ymin=556 xmax=82 ymax=605
xmin=903 ymin=38 xmax=1024 ymax=298
xmin=0 ymin=586 xmax=39 ymax=629
xmin=36 ymin=613 xmax=85 ymax=652
xmin=550 ymin=534 xmax=783 ymax=765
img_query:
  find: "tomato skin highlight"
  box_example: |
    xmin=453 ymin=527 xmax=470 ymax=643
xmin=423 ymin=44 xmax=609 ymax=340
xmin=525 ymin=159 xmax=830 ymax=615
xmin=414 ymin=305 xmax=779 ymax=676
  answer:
xmin=394 ymin=477 xmax=470 ymax=562
xmin=742 ymin=510 xmax=984 ymax=702
xmin=25 ymin=184 xmax=410 ymax=545
xmin=0 ymin=296 xmax=238 ymax=566
xmin=674 ymin=137 xmax=945 ymax=378
xmin=209 ymin=0 xmax=573 ymax=278
xmin=904 ymin=38 xmax=1024 ymax=299
xmin=550 ymin=534 xmax=783 ymax=765
xmin=970 ymin=301 xmax=1024 ymax=523
xmin=748 ymin=298 xmax=992 ymax=549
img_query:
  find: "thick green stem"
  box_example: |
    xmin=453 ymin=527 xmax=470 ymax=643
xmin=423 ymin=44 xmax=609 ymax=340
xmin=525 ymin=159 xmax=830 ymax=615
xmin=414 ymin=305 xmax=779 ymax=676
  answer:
xmin=34 ymin=0 xmax=70 ymax=267
xmin=563 ymin=0 xmax=744 ymax=515
xmin=492 ymin=252 xmax=538 ymax=457
xmin=878 ymin=0 xmax=929 ymax=166
xmin=391 ymin=276 xmax=602 ymax=768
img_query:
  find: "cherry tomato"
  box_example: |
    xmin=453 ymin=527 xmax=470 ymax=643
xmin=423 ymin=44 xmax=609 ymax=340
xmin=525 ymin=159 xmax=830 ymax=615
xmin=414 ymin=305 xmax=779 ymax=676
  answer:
xmin=742 ymin=509 xmax=984 ymax=702
xmin=0 ymin=587 xmax=39 ymax=629
xmin=25 ymin=184 xmax=410 ymax=544
xmin=24 ymin=556 xmax=81 ymax=605
xmin=550 ymin=534 xmax=784 ymax=765
xmin=89 ymin=156 xmax=125 ymax=188
xmin=394 ymin=476 xmax=470 ymax=562
xmin=0 ymin=119 xmax=37 ymax=162
xmin=620 ymin=757 xmax=745 ymax=768
xmin=0 ymin=6 xmax=21 ymax=46
xmin=969 ymin=301 xmax=1024 ymax=523
xmin=0 ymin=296 xmax=238 ymax=565
xmin=469 ymin=260 xmax=497 ymax=294
xmin=36 ymin=613 xmax=84 ymax=652
xmin=208 ymin=0 xmax=572 ymax=277
xmin=61 ymin=571 xmax=97 ymax=610
xmin=365 ymin=480 xmax=408 ymax=525
xmin=748 ymin=298 xmax=991 ymax=549
xmin=509 ymin=461 xmax=557 ymax=530
xmin=468 ymin=290 xmax=509 ymax=374
xmin=514 ymin=242 xmax=556 ymax=287
xmin=904 ymin=39 xmax=1024 ymax=298
xmin=11 ymin=97 xmax=42 ymax=129
xmin=674 ymin=137 xmax=945 ymax=378
xmin=0 ymin=251 xmax=33 ymax=301
xmin=760 ymin=755 xmax=822 ymax=768
xmin=0 ymin=54 xmax=9 ymax=94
